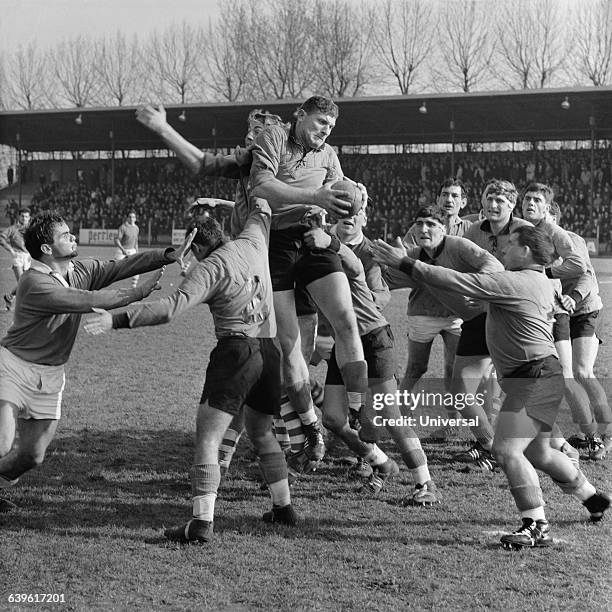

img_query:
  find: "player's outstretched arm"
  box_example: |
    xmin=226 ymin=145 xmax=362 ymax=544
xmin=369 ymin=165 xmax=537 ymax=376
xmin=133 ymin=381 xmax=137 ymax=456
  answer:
xmin=91 ymin=267 xmax=165 ymax=310
xmin=136 ymin=104 xmax=204 ymax=174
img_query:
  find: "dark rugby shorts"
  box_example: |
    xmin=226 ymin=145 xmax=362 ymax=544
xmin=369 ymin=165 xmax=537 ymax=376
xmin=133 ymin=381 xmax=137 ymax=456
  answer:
xmin=570 ymin=310 xmax=601 ymax=340
xmin=269 ymin=227 xmax=344 ymax=292
xmin=499 ymin=355 xmax=563 ymax=430
xmin=553 ymin=312 xmax=570 ymax=342
xmin=455 ymin=312 xmax=490 ymax=357
xmin=326 ymin=325 xmax=395 ymax=385
xmin=295 ymin=281 xmax=317 ymax=317
xmin=200 ymin=337 xmax=280 ymax=416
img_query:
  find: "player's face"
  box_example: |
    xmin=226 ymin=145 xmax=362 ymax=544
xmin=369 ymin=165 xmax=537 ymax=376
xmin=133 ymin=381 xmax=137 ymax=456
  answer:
xmin=245 ymin=121 xmax=265 ymax=146
xmin=483 ymin=193 xmax=514 ymax=224
xmin=48 ymin=222 xmax=78 ymax=259
xmin=296 ymin=110 xmax=336 ymax=149
xmin=503 ymin=232 xmax=526 ymax=270
xmin=127 ymin=213 xmax=137 ymax=224
xmin=414 ymin=217 xmax=445 ymax=249
xmin=522 ymin=192 xmax=548 ymax=223
xmin=437 ymin=186 xmax=465 ymax=217
xmin=335 ymin=210 xmax=366 ymax=243
xmin=19 ymin=212 xmax=30 ymax=227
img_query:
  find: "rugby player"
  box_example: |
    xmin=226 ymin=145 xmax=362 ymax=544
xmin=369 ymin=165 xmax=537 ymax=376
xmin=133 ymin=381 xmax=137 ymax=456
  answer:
xmin=0 ymin=211 xmax=189 ymax=513
xmin=249 ymin=96 xmax=369 ymax=464
xmin=300 ymin=207 xmax=436 ymax=503
xmin=0 ymin=207 xmax=31 ymax=311
xmin=386 ymin=206 xmax=503 ymax=453
xmin=396 ymin=181 xmax=473 ymax=440
xmin=114 ymin=211 xmax=140 ymax=288
xmin=85 ymin=199 xmax=299 ymax=543
xmin=373 ymin=225 xmax=610 ymax=549
xmin=547 ymin=201 xmax=612 ymax=460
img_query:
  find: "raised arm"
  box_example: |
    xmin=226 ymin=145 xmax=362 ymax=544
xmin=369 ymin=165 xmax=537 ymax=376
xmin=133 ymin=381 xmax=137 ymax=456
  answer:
xmin=136 ymin=104 xmax=242 ymax=178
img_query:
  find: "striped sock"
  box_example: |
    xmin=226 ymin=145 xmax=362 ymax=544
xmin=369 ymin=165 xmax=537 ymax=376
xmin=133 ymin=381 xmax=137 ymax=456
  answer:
xmin=280 ymin=398 xmax=306 ymax=453
xmin=273 ymin=418 xmax=291 ymax=453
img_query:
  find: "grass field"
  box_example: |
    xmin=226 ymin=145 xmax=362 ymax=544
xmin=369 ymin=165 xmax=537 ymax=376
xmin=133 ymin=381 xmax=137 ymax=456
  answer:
xmin=0 ymin=246 xmax=611 ymax=611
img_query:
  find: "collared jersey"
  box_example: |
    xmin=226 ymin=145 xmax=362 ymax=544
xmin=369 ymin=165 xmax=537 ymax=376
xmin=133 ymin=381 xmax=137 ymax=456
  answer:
xmin=386 ymin=235 xmax=503 ymax=319
xmin=249 ymin=124 xmax=343 ymax=230
xmin=1 ymin=251 xmax=170 ymax=365
xmin=409 ymin=262 xmax=557 ymax=377
xmin=124 ymin=205 xmax=276 ymax=339
xmin=403 ymin=216 xmax=472 ymax=246
xmin=463 ymin=215 xmax=531 ymax=262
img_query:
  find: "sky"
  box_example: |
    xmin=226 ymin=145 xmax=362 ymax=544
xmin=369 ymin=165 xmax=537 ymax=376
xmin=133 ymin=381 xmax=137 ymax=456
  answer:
xmin=1 ymin=0 xmax=221 ymax=52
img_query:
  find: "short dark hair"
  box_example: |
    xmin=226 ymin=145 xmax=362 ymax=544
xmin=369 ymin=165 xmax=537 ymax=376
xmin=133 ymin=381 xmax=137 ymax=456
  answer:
xmin=414 ymin=206 xmax=446 ymax=226
xmin=19 ymin=207 xmax=31 ymax=215
xmin=523 ymin=182 xmax=554 ymax=205
xmin=512 ymin=226 xmax=555 ymax=266
xmin=187 ymin=217 xmax=227 ymax=253
xmin=24 ymin=211 xmax=65 ymax=260
xmin=298 ymin=96 xmax=339 ymax=118
xmin=439 ymin=178 xmax=468 ymax=199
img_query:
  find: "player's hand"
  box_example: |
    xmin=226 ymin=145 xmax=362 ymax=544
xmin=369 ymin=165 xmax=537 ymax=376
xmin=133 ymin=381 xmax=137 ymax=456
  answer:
xmin=558 ymin=294 xmax=576 ymax=313
xmin=167 ymin=229 xmax=197 ymax=267
xmin=371 ymin=238 xmax=408 ymax=269
xmin=135 ymin=104 xmax=168 ymax=134
xmin=313 ymin=183 xmax=352 ymax=217
xmin=84 ymin=307 xmax=113 ymax=336
xmin=234 ymin=145 xmax=253 ymax=167
xmin=303 ymin=228 xmax=332 ymax=250
xmin=140 ymin=267 xmax=165 ymax=297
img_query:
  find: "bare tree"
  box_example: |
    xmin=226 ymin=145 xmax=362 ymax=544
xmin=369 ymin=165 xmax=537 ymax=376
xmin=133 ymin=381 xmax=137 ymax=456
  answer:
xmin=95 ymin=32 xmax=144 ymax=106
xmin=246 ymin=0 xmax=317 ymax=99
xmin=570 ymin=0 xmax=612 ymax=85
xmin=5 ymin=41 xmax=48 ymax=109
xmin=145 ymin=21 xmax=207 ymax=104
xmin=532 ymin=0 xmax=567 ymax=87
xmin=435 ymin=0 xmax=493 ymax=92
xmin=372 ymin=0 xmax=435 ymax=95
xmin=312 ymin=0 xmax=374 ymax=97
xmin=203 ymin=0 xmax=253 ymax=101
xmin=50 ymin=36 xmax=100 ymax=107
xmin=496 ymin=0 xmax=535 ymax=88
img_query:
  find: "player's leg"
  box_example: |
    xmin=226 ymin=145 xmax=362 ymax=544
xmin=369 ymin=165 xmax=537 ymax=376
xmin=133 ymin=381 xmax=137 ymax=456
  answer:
xmin=164 ymin=338 xmax=256 ymax=543
xmin=0 ymin=401 xmax=18 ymax=458
xmin=320 ymin=347 xmax=391 ymax=475
xmin=573 ymin=331 xmax=612 ymax=459
xmin=493 ymin=410 xmax=551 ymax=548
xmin=246 ymin=337 xmax=299 ymax=525
xmin=218 ymin=408 xmax=245 ymax=476
xmin=399 ymin=338 xmax=433 ymax=399
xmin=451 ymin=354 xmax=496 ymax=467
xmin=554 ymin=336 xmax=595 ymax=453
xmin=375 ymin=379 xmax=440 ymax=506
xmin=305 ymin=270 xmax=367 ymax=415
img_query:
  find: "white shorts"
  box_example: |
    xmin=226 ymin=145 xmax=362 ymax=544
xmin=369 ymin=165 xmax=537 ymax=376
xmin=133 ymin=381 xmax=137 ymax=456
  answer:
xmin=406 ymin=315 xmax=463 ymax=343
xmin=114 ymin=247 xmax=137 ymax=260
xmin=0 ymin=347 xmax=65 ymax=420
xmin=12 ymin=251 xmax=31 ymax=270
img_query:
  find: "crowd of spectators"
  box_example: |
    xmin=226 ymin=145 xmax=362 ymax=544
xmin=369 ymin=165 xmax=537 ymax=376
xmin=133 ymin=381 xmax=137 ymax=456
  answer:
xmin=14 ymin=147 xmax=612 ymax=250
